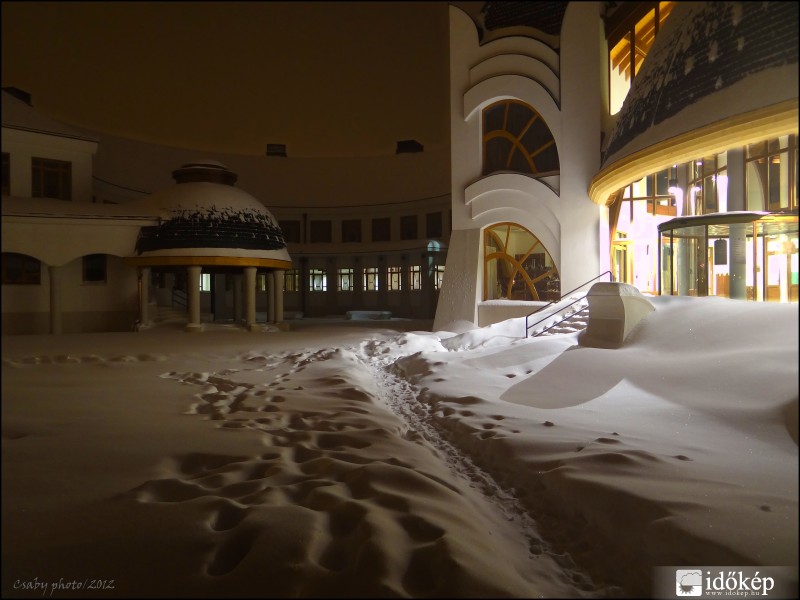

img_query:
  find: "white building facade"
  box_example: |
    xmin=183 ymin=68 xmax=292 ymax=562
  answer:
xmin=434 ymin=1 xmax=798 ymax=330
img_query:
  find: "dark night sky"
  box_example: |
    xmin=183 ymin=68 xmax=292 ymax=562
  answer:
xmin=1 ymin=1 xmax=451 ymax=158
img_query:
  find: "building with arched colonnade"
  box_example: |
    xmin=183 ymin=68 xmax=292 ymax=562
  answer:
xmin=2 ymin=1 xmax=797 ymax=336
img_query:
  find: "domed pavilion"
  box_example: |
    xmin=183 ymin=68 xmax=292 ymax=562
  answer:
xmin=126 ymin=160 xmax=292 ymax=332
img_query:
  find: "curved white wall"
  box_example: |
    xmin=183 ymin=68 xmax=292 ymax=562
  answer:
xmin=436 ymin=3 xmax=605 ymax=329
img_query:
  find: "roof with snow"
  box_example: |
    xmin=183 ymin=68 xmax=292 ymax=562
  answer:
xmin=603 ymin=1 xmax=799 ymax=167
xmin=132 ymin=162 xmax=290 ymax=261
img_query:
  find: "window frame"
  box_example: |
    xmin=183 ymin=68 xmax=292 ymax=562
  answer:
xmin=387 ymin=266 xmax=402 ymax=291
xmin=400 ymin=215 xmax=418 ymax=240
xmin=371 ymin=217 xmax=391 ymax=242
xmin=746 ymin=135 xmax=797 ymax=212
xmin=308 ymin=268 xmax=327 ymax=292
xmin=82 ymin=254 xmax=107 ymax=284
xmin=341 ymin=219 xmax=362 ymax=243
xmin=426 ymin=212 xmax=443 ymax=239
xmin=409 ymin=265 xmax=422 ymax=290
xmin=309 ymin=220 xmax=332 ymax=243
xmin=363 ymin=266 xmax=379 ymax=291
xmin=337 ymin=267 xmax=354 ymax=291
xmin=434 ymin=265 xmax=445 ymax=290
xmin=481 ymin=99 xmax=559 ymax=177
xmin=31 ymin=156 xmax=72 ymax=200
xmin=607 ymin=2 xmax=674 ymax=115
xmin=1 ymin=252 xmax=41 ymax=285
xmin=284 ymin=269 xmax=300 ymax=292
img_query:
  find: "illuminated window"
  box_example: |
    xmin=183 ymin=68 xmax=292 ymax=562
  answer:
xmin=611 ymin=165 xmax=679 ymax=293
xmin=409 ymin=265 xmax=422 ymax=290
xmin=608 ymin=2 xmax=674 ymax=114
xmin=338 ymin=268 xmax=354 ymax=291
xmin=689 ymin=155 xmax=727 ymax=215
xmin=200 ymin=273 xmax=211 ymax=292
xmin=746 ymin=136 xmax=797 ymax=212
xmin=32 ymin=157 xmax=72 ymax=200
xmin=284 ymin=269 xmax=300 ymax=292
xmin=309 ymin=268 xmax=327 ymax=291
xmin=388 ymin=266 xmax=402 ymax=291
xmin=617 ymin=166 xmax=679 ymax=218
xmin=363 ymin=267 xmax=379 ymax=291
xmin=434 ymin=265 xmax=445 ymax=290
xmin=1 ymin=252 xmax=41 ymax=285
xmin=483 ymin=223 xmax=559 ymax=301
xmin=82 ymin=254 xmax=106 ymax=283
xmin=482 ymin=100 xmax=559 ymax=177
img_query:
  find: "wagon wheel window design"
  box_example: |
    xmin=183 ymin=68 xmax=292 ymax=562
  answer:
xmin=482 ymin=100 xmax=559 ymax=177
xmin=483 ymin=222 xmax=560 ymax=301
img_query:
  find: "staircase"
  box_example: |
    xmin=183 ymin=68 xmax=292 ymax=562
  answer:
xmin=155 ymin=305 xmax=187 ymax=323
xmin=530 ymin=301 xmax=590 ymax=337
xmin=153 ymin=288 xmax=188 ymax=323
xmin=525 ymin=271 xmax=612 ymax=338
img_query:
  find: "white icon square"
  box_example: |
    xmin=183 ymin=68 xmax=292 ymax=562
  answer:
xmin=676 ymin=569 xmax=703 ymax=596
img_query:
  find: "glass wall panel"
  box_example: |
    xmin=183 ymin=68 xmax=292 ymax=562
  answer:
xmin=659 ymin=215 xmax=798 ymax=303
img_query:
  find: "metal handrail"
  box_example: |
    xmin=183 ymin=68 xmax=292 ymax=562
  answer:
xmin=528 ymin=296 xmax=589 ymax=338
xmin=172 ymin=288 xmax=188 ymax=312
xmin=525 ymin=270 xmax=613 ymax=338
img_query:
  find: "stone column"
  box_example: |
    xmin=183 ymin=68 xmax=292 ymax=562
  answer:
xmin=353 ymin=257 xmax=363 ymax=309
xmin=244 ymin=266 xmax=257 ymax=331
xmin=726 ymin=149 xmax=748 ymax=300
xmin=139 ymin=267 xmax=151 ymax=326
xmin=48 ymin=265 xmax=63 ymax=334
xmin=233 ymin=274 xmax=243 ymax=323
xmin=185 ymin=265 xmax=203 ymax=332
xmin=266 ymin=272 xmax=276 ymax=323
xmin=274 ymin=269 xmax=285 ymax=323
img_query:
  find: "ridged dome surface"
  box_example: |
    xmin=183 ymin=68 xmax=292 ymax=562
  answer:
xmin=603 ymin=1 xmax=798 ymax=168
xmin=132 ymin=162 xmax=289 ymax=262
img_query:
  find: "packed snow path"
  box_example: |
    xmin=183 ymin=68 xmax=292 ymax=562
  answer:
xmin=138 ymin=337 xmax=614 ymax=597
xmin=354 ymin=336 xmax=615 ymax=597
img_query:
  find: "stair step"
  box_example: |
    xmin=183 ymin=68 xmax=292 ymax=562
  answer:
xmin=534 ymin=305 xmax=590 ymax=337
xmin=155 ymin=306 xmax=187 ymax=322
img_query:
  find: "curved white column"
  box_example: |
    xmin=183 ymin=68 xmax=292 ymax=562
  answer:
xmin=185 ymin=265 xmax=203 ymax=332
xmin=244 ymin=266 xmax=257 ymax=331
xmin=274 ymin=270 xmax=285 ymax=323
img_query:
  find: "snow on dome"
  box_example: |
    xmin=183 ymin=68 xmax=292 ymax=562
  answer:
xmin=181 ymin=159 xmax=227 ymax=169
xmin=603 ymin=1 xmax=798 ymax=167
xmin=131 ymin=163 xmax=289 ymax=258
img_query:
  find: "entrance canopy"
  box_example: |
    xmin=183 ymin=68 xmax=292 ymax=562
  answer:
xmin=658 ymin=210 xmax=798 ymax=302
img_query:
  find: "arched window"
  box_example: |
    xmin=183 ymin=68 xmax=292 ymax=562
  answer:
xmin=483 ymin=223 xmax=559 ymax=301
xmin=1 ymin=252 xmax=41 ymax=285
xmin=482 ymin=100 xmax=559 ymax=177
